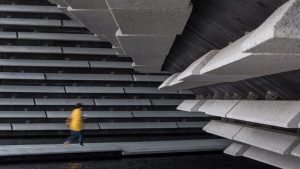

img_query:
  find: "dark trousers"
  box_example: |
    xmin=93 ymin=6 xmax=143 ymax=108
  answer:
xmin=66 ymin=130 xmax=83 ymax=144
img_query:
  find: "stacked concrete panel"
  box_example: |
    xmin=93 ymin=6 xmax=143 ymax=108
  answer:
xmin=159 ymin=0 xmax=300 ymax=90
xmin=224 ymin=143 xmax=249 ymax=157
xmin=50 ymin=0 xmax=193 ymax=72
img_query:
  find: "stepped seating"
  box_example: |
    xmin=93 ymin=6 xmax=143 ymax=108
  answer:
xmin=0 ymin=0 xmax=226 ymax=159
xmin=0 ymin=139 xmax=230 ymax=161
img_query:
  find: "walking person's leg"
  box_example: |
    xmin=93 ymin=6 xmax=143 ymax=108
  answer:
xmin=64 ymin=131 xmax=77 ymax=144
xmin=79 ymin=132 xmax=84 ymax=146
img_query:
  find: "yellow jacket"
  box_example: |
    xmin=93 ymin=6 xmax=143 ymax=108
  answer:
xmin=69 ymin=108 xmax=83 ymax=131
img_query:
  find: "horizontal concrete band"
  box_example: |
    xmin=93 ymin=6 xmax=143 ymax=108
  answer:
xmin=0 ymin=59 xmax=132 ymax=69
xmin=0 ymin=111 xmax=205 ymax=119
xmin=0 ymin=5 xmax=63 ymax=13
xmin=0 ymin=46 xmax=115 ymax=55
xmin=0 ymin=139 xmax=230 ymax=157
xmin=8 ymin=122 xmax=207 ymax=131
xmin=203 ymin=120 xmax=299 ymax=155
xmin=0 ymin=18 xmax=82 ymax=27
xmin=188 ymin=99 xmax=300 ymax=128
xmin=0 ymin=72 xmax=168 ymax=82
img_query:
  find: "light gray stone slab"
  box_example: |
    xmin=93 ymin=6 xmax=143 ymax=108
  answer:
xmin=132 ymin=111 xmax=208 ymax=118
xmin=89 ymin=61 xmax=132 ymax=69
xmin=244 ymin=146 xmax=300 ymax=169
xmin=224 ymin=143 xmax=249 ymax=157
xmin=0 ymin=124 xmax=11 ymax=130
xmin=0 ymin=111 xmax=46 ymax=118
xmin=0 ymin=98 xmax=34 ymax=105
xmin=176 ymin=122 xmax=208 ymax=128
xmin=176 ymin=100 xmax=206 ymax=112
xmin=35 ymin=99 xmax=95 ymax=106
xmin=0 ymin=5 xmax=62 ymax=13
xmin=67 ymin=9 xmax=119 ymax=46
xmin=151 ymin=99 xmax=183 ymax=106
xmin=65 ymin=86 xmax=124 ymax=93
xmin=132 ymin=75 xmax=169 ymax=82
xmin=47 ymin=111 xmax=133 ymax=118
xmin=176 ymin=50 xmax=219 ymax=81
xmin=0 ymin=59 xmax=89 ymax=68
xmin=132 ymin=63 xmax=162 ymax=73
xmin=124 ymin=87 xmax=177 ymax=94
xmin=62 ymin=20 xmax=84 ymax=28
xmin=233 ymin=127 xmax=299 ymax=154
xmin=203 ymin=120 xmax=243 ymax=139
xmin=106 ymin=0 xmax=191 ymax=9
xmin=62 ymin=47 xmax=115 ymax=55
xmin=99 ymin=122 xmax=177 ymax=129
xmin=0 ymin=18 xmax=62 ymax=27
xmin=241 ymin=0 xmax=300 ymax=54
xmin=18 ymin=32 xmax=101 ymax=42
xmin=199 ymin=100 xmax=240 ymax=117
xmin=94 ymin=99 xmax=151 ymax=106
xmin=158 ymin=73 xmax=180 ymax=90
xmin=65 ymin=0 xmax=108 ymax=9
xmin=12 ymin=123 xmax=99 ymax=131
xmin=0 ymin=72 xmax=45 ymax=80
xmin=110 ymin=5 xmax=192 ymax=34
xmin=116 ymin=30 xmax=176 ymax=56
xmin=0 ymin=32 xmax=17 ymax=39
xmin=0 ymin=85 xmax=65 ymax=93
xmin=291 ymin=143 xmax=300 ymax=158
xmin=226 ymin=100 xmax=300 ymax=128
xmin=45 ymin=73 xmax=133 ymax=81
xmin=0 ymin=46 xmax=62 ymax=54
xmin=0 ymin=139 xmax=229 ymax=157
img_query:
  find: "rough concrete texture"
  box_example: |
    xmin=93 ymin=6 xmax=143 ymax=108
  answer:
xmin=132 ymin=63 xmax=162 ymax=73
xmin=241 ymin=0 xmax=300 ymax=54
xmin=203 ymin=120 xmax=243 ymax=139
xmin=199 ymin=100 xmax=240 ymax=117
xmin=200 ymin=32 xmax=300 ymax=79
xmin=226 ymin=100 xmax=300 ymax=128
xmin=158 ymin=73 xmax=180 ymax=90
xmin=176 ymin=100 xmax=206 ymax=112
xmin=106 ymin=0 xmax=191 ymax=9
xmin=233 ymin=126 xmax=299 ymax=155
xmin=110 ymin=5 xmax=192 ymax=35
xmin=116 ymin=30 xmax=176 ymax=56
xmin=67 ymin=8 xmax=120 ymax=47
xmin=224 ymin=143 xmax=249 ymax=157
xmin=291 ymin=142 xmax=300 ymax=157
xmin=64 ymin=0 xmax=108 ymax=9
xmin=176 ymin=50 xmax=219 ymax=81
xmin=244 ymin=146 xmax=300 ymax=169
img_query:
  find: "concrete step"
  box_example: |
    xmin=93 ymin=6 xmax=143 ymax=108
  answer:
xmin=244 ymin=146 xmax=300 ymax=169
xmin=0 ymin=139 xmax=230 ymax=161
xmin=0 ymin=5 xmax=63 ymax=13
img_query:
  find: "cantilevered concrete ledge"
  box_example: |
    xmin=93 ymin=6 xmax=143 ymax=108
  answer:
xmin=199 ymin=100 xmax=240 ymax=117
xmin=224 ymin=142 xmax=249 ymax=157
xmin=241 ymin=0 xmax=300 ymax=54
xmin=0 ymin=139 xmax=230 ymax=160
xmin=176 ymin=100 xmax=206 ymax=112
xmin=244 ymin=146 xmax=300 ymax=169
xmin=203 ymin=120 xmax=243 ymax=140
xmin=226 ymin=100 xmax=300 ymax=128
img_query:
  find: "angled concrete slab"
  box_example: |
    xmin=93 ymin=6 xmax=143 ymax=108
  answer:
xmin=244 ymin=146 xmax=300 ymax=169
xmin=224 ymin=143 xmax=249 ymax=157
xmin=241 ymin=0 xmax=300 ymax=54
xmin=233 ymin=127 xmax=299 ymax=155
xmin=203 ymin=120 xmax=243 ymax=139
xmin=199 ymin=100 xmax=240 ymax=117
xmin=176 ymin=100 xmax=206 ymax=112
xmin=227 ymin=100 xmax=300 ymax=128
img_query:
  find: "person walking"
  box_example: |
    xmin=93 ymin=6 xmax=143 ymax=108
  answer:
xmin=64 ymin=103 xmax=84 ymax=146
